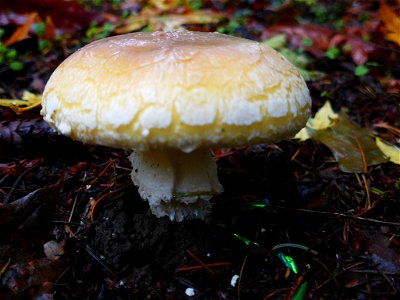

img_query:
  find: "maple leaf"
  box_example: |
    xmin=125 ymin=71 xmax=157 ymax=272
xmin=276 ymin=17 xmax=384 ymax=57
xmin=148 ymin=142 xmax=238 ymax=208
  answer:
xmin=379 ymin=0 xmax=400 ymax=46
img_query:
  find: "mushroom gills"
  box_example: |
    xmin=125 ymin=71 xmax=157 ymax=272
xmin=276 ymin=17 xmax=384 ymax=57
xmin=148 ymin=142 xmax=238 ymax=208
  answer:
xmin=129 ymin=148 xmax=223 ymax=221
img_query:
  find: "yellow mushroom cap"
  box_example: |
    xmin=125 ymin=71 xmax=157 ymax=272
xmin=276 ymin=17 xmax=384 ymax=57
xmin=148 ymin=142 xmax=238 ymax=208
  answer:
xmin=41 ymin=30 xmax=311 ymax=152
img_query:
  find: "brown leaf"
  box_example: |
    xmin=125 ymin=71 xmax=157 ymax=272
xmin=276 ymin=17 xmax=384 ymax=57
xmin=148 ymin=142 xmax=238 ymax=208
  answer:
xmin=1 ymin=258 xmax=66 ymax=294
xmin=368 ymin=232 xmax=400 ymax=273
xmin=4 ymin=12 xmax=37 ymax=46
xmin=379 ymin=0 xmax=400 ymax=46
xmin=0 ymin=179 xmax=63 ymax=229
xmin=44 ymin=15 xmax=55 ymax=40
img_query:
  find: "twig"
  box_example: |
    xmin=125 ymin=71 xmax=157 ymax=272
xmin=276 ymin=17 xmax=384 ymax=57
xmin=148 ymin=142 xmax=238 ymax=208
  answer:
xmin=270 ymin=243 xmax=319 ymax=255
xmin=272 ymin=206 xmax=400 ymax=227
xmin=77 ymin=160 xmax=116 ymax=192
xmin=186 ymin=250 xmax=217 ymax=278
xmin=284 ymin=272 xmax=307 ymax=300
xmin=176 ymin=262 xmax=231 ymax=272
xmin=69 ymin=172 xmax=87 ymax=223
xmin=4 ymin=166 xmax=35 ymax=203
xmin=350 ymin=269 xmax=400 ymax=275
xmin=237 ymin=254 xmax=248 ymax=300
xmin=0 ymin=258 xmax=11 ymax=279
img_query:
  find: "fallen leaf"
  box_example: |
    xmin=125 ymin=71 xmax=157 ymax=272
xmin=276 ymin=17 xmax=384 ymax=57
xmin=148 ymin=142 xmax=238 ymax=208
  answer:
xmin=150 ymin=0 xmax=181 ymax=11
xmin=368 ymin=232 xmax=400 ymax=273
xmin=262 ymin=24 xmax=333 ymax=57
xmin=44 ymin=15 xmax=56 ymax=40
xmin=329 ymin=33 xmax=376 ymax=65
xmin=0 ymin=179 xmax=63 ymax=229
xmin=295 ymin=102 xmax=388 ymax=172
xmin=295 ymin=101 xmax=338 ymax=140
xmin=4 ymin=12 xmax=37 ymax=46
xmin=0 ymin=119 xmax=56 ymax=145
xmin=43 ymin=240 xmax=64 ymax=261
xmin=1 ymin=258 xmax=66 ymax=294
xmin=379 ymin=0 xmax=400 ymax=46
xmin=0 ymin=0 xmax=100 ymax=35
xmin=116 ymin=10 xmax=224 ymax=33
xmin=376 ymin=138 xmax=400 ymax=164
xmin=0 ymin=91 xmax=42 ymax=114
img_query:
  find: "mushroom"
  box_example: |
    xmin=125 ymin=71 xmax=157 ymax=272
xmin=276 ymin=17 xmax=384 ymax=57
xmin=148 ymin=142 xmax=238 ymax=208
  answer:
xmin=41 ymin=30 xmax=311 ymax=221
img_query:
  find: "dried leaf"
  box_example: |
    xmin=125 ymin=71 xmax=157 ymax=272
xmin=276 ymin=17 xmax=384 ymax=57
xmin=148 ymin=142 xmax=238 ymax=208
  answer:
xmin=0 ymin=0 xmax=99 ymax=35
xmin=296 ymin=102 xmax=388 ymax=172
xmin=1 ymin=258 xmax=65 ymax=294
xmin=0 ymin=180 xmax=63 ymax=229
xmin=150 ymin=0 xmax=181 ymax=11
xmin=0 ymin=91 xmax=42 ymax=114
xmin=43 ymin=241 xmax=64 ymax=261
xmin=376 ymin=138 xmax=400 ymax=164
xmin=368 ymin=232 xmax=400 ymax=273
xmin=44 ymin=15 xmax=56 ymax=40
xmin=379 ymin=0 xmax=400 ymax=46
xmin=4 ymin=12 xmax=37 ymax=46
xmin=116 ymin=10 xmax=224 ymax=33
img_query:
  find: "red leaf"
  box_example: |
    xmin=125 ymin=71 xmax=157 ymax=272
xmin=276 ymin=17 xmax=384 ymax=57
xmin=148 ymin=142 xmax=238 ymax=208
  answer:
xmin=0 ymin=0 xmax=101 ymax=35
xmin=262 ymin=23 xmax=334 ymax=57
xmin=329 ymin=34 xmax=376 ymax=65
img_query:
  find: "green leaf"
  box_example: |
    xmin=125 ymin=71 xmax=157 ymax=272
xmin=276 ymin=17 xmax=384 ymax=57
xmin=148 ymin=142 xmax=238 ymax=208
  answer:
xmin=38 ymin=39 xmax=50 ymax=51
xmin=277 ymin=252 xmax=298 ymax=274
xmin=261 ymin=34 xmax=287 ymax=49
xmin=33 ymin=22 xmax=46 ymax=36
xmin=325 ymin=47 xmax=340 ymax=59
xmin=9 ymin=61 xmax=24 ymax=71
xmin=355 ymin=65 xmax=369 ymax=76
xmin=293 ymin=282 xmax=308 ymax=300
xmin=301 ymin=38 xmax=314 ymax=47
xmin=6 ymin=49 xmax=17 ymax=60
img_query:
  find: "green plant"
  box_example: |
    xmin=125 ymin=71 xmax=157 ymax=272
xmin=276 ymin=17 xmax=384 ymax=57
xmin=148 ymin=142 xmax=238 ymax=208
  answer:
xmin=325 ymin=47 xmax=340 ymax=59
xmin=301 ymin=38 xmax=314 ymax=47
xmin=86 ymin=21 xmax=116 ymax=41
xmin=0 ymin=30 xmax=24 ymax=71
xmin=355 ymin=65 xmax=369 ymax=76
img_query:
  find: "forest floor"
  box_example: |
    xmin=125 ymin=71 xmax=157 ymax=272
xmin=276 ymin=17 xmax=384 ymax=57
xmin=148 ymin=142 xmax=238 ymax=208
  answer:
xmin=0 ymin=1 xmax=399 ymax=299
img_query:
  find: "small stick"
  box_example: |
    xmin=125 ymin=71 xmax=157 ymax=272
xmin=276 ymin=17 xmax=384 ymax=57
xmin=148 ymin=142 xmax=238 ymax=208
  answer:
xmin=176 ymin=262 xmax=231 ymax=272
xmin=186 ymin=250 xmax=217 ymax=278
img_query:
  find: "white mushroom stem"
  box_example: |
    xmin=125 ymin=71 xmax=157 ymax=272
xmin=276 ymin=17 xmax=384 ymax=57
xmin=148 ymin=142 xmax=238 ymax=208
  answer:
xmin=129 ymin=148 xmax=224 ymax=221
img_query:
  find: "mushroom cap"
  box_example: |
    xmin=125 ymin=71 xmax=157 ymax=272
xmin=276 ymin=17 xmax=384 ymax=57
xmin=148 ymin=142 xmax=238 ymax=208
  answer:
xmin=41 ymin=30 xmax=311 ymax=152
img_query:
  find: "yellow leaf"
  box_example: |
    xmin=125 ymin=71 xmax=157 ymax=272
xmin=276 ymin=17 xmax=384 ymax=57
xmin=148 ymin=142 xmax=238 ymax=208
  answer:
xmin=294 ymin=127 xmax=311 ymax=141
xmin=376 ymin=138 xmax=400 ymax=164
xmin=307 ymin=101 xmax=338 ymax=130
xmin=379 ymin=0 xmax=400 ymax=46
xmin=295 ymin=101 xmax=388 ymax=172
xmin=0 ymin=91 xmax=42 ymax=114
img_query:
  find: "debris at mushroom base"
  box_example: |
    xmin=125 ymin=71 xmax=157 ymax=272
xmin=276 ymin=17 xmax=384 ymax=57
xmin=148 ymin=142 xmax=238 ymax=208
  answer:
xmin=129 ymin=148 xmax=223 ymax=221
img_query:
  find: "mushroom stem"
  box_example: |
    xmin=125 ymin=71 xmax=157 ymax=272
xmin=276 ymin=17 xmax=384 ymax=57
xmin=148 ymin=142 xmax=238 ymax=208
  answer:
xmin=129 ymin=148 xmax=223 ymax=221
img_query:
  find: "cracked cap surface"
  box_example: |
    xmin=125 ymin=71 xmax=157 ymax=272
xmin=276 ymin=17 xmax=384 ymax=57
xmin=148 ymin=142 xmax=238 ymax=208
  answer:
xmin=41 ymin=30 xmax=311 ymax=152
